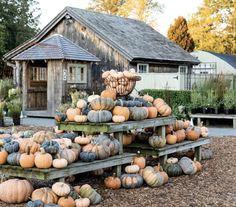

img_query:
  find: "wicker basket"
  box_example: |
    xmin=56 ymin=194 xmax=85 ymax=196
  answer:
xmin=103 ymin=72 xmax=141 ymax=96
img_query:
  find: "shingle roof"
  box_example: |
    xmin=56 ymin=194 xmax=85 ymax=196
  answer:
xmin=207 ymin=51 xmax=236 ymax=69
xmin=12 ymin=34 xmax=100 ymax=61
xmin=67 ymin=7 xmax=199 ymax=64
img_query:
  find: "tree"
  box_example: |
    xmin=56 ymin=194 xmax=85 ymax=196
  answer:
xmin=188 ymin=0 xmax=235 ymax=54
xmin=0 ymin=0 xmax=40 ymax=78
xmin=167 ymin=16 xmax=195 ymax=52
xmin=88 ymin=0 xmax=162 ymax=26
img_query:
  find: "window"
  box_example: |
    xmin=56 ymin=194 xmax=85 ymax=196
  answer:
xmin=31 ymin=67 xmax=47 ymax=81
xmin=67 ymin=64 xmax=87 ymax=83
xmin=137 ymin=64 xmax=149 ymax=73
xmin=179 ymin=66 xmax=188 ymax=74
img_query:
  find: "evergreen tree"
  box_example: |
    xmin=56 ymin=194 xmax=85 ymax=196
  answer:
xmin=167 ymin=16 xmax=195 ymax=52
xmin=0 ymin=0 xmax=40 ymax=77
xmin=188 ymin=0 xmax=235 ymax=54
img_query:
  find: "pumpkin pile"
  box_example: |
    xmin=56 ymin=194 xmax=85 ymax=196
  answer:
xmin=0 ymin=129 xmax=121 ymax=170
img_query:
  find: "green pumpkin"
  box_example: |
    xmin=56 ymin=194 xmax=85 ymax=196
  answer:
xmin=79 ymin=184 xmax=102 ymax=205
xmin=7 ymin=152 xmax=21 ymax=165
xmin=26 ymin=200 xmax=44 ymax=207
xmin=178 ymin=157 xmax=197 ymax=175
xmin=163 ymin=163 xmax=183 ymax=177
xmin=148 ymin=135 xmax=166 ymax=148
xmin=87 ymin=110 xmax=112 ymax=123
xmin=129 ymin=107 xmax=148 ymax=121
xmin=121 ymin=174 xmax=143 ymax=189
xmin=90 ymin=97 xmax=114 ymax=111
xmin=142 ymin=166 xmax=164 ymax=187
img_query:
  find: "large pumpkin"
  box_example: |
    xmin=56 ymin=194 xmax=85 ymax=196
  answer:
xmin=142 ymin=166 xmax=164 ymax=187
xmin=101 ymin=89 xmax=116 ymax=101
xmin=129 ymin=107 xmax=148 ymax=121
xmin=148 ymin=135 xmax=166 ymax=148
xmin=79 ymin=184 xmax=102 ymax=205
xmin=66 ymin=108 xmax=81 ymax=122
xmin=0 ymin=179 xmax=33 ymax=204
xmin=87 ymin=110 xmax=112 ymax=123
xmin=120 ymin=174 xmax=143 ymax=189
xmin=90 ymin=97 xmax=114 ymax=111
xmin=32 ymin=188 xmax=58 ymax=204
xmin=178 ymin=157 xmax=197 ymax=175
xmin=112 ymin=106 xmax=130 ymax=121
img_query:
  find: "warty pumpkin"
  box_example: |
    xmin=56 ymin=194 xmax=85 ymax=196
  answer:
xmin=35 ymin=148 xmax=53 ymax=169
xmin=32 ymin=187 xmax=58 ymax=204
xmin=104 ymin=173 xmax=121 ymax=190
xmin=133 ymin=151 xmax=146 ymax=169
xmin=52 ymin=182 xmax=70 ymax=197
xmin=112 ymin=106 xmax=130 ymax=121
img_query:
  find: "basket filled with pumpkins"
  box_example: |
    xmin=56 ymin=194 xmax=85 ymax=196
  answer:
xmin=102 ymin=69 xmax=141 ymax=96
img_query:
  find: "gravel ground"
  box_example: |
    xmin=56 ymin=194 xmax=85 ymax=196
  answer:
xmin=0 ymin=126 xmax=236 ymax=207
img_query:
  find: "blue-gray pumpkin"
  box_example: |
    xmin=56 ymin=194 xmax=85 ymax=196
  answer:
xmin=87 ymin=110 xmax=112 ymax=123
xmin=121 ymin=174 xmax=143 ymax=188
xmin=7 ymin=152 xmax=21 ymax=165
xmin=90 ymin=97 xmax=114 ymax=111
xmin=26 ymin=200 xmax=44 ymax=207
xmin=42 ymin=140 xmax=60 ymax=155
xmin=80 ymin=151 xmax=96 ymax=162
xmin=4 ymin=141 xmax=19 ymax=153
xmin=44 ymin=204 xmax=60 ymax=207
xmin=61 ymin=133 xmax=76 ymax=141
xmin=54 ymin=112 xmax=67 ymax=122
xmin=128 ymin=107 xmax=148 ymax=121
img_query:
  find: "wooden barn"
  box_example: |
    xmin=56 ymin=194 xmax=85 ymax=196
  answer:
xmin=4 ymin=7 xmax=198 ymax=117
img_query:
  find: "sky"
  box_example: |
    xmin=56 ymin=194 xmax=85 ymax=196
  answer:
xmin=38 ymin=0 xmax=203 ymax=36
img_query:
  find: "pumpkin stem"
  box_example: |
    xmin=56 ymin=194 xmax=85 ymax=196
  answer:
xmin=136 ymin=151 xmax=141 ymax=156
xmin=40 ymin=147 xmax=46 ymax=154
xmin=113 ymin=172 xmax=116 ymax=178
xmin=200 ymin=121 xmax=203 ymax=127
xmin=27 ymin=146 xmax=31 ymax=155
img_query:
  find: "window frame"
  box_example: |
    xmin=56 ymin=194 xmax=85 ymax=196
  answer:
xmin=67 ymin=63 xmax=87 ymax=84
xmin=137 ymin=63 xmax=149 ymax=73
xmin=178 ymin=65 xmax=188 ymax=74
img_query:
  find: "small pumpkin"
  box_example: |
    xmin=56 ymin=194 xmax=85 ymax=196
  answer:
xmin=90 ymin=97 xmax=114 ymax=111
xmin=19 ymin=139 xmax=40 ymax=154
xmin=101 ymin=89 xmax=117 ymax=101
xmin=26 ymin=200 xmax=44 ymax=207
xmin=121 ymin=174 xmax=143 ymax=189
xmin=4 ymin=141 xmax=19 ymax=153
xmin=54 ymin=112 xmax=67 ymax=122
xmin=75 ymin=198 xmax=90 ymax=207
xmin=200 ymin=122 xmax=208 ymax=137
xmin=183 ymin=119 xmax=190 ymax=129
xmin=194 ymin=160 xmax=202 ymax=172
xmin=19 ymin=146 xmax=35 ymax=168
xmin=112 ymin=106 xmax=130 ymax=121
xmin=123 ymin=133 xmax=133 ymax=145
xmin=175 ymin=129 xmax=186 ymax=142
xmin=87 ymin=110 xmax=112 ymax=123
xmin=59 ymin=148 xmax=76 ymax=164
xmin=104 ymin=173 xmax=121 ymax=190
xmin=108 ymin=137 xmax=120 ymax=156
xmin=166 ymin=157 xmax=178 ymax=164
xmin=125 ymin=163 xmax=140 ymax=173
xmin=52 ymin=182 xmax=70 ymax=197
xmin=32 ymin=187 xmax=58 ymax=204
xmin=0 ymin=148 xmax=8 ymax=164
xmin=42 ymin=140 xmax=60 ymax=155
xmin=76 ymin=99 xmax=87 ymax=109
xmin=79 ymin=184 xmax=102 ymax=205
xmin=165 ymin=125 xmax=173 ymax=134
xmin=74 ymin=135 xmax=91 ymax=145
xmin=53 ymin=155 xmax=68 ymax=169
xmin=133 ymin=151 xmax=146 ymax=169
xmin=92 ymin=169 xmax=104 ymax=176
xmin=35 ymin=148 xmax=53 ymax=169
xmin=143 ymin=94 xmax=154 ymax=103
xmin=87 ymin=92 xmax=100 ymax=103
xmin=166 ymin=131 xmax=177 ymax=145
xmin=147 ymin=107 xmax=158 ymax=119
xmin=112 ymin=115 xmax=126 ymax=123
xmin=148 ymin=135 xmax=166 ymax=148
xmin=0 ymin=179 xmax=33 ymax=204
xmin=74 ymin=115 xmax=87 ymax=123
xmin=66 ymin=108 xmax=81 ymax=122
xmin=80 ymin=151 xmax=96 ymax=162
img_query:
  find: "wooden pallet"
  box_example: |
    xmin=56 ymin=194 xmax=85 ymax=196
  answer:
xmin=124 ymin=138 xmax=210 ymax=164
xmin=0 ymin=153 xmax=134 ymax=181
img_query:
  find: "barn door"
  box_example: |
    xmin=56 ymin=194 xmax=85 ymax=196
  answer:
xmin=27 ymin=65 xmax=47 ymax=110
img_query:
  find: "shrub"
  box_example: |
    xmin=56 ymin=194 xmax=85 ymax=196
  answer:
xmin=0 ymin=79 xmax=13 ymax=101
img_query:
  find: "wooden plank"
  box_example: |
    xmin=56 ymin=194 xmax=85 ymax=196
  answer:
xmin=124 ymin=138 xmax=210 ymax=157
xmin=58 ymin=117 xmax=176 ymax=133
xmin=0 ymin=153 xmax=135 ymax=180
xmin=194 ymin=146 xmax=201 ymax=161
xmin=190 ymin=113 xmax=236 ymax=119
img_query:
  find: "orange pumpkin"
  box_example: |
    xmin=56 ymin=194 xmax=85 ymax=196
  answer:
xmin=143 ymin=94 xmax=154 ymax=103
xmin=112 ymin=106 xmax=130 ymax=121
xmin=175 ymin=129 xmax=186 ymax=142
xmin=165 ymin=125 xmax=173 ymax=134
xmin=101 ymin=89 xmax=116 ymax=101
xmin=123 ymin=133 xmax=133 ymax=145
xmin=133 ymin=151 xmax=146 ymax=169
xmin=183 ymin=120 xmax=190 ymax=129
xmin=173 ymin=120 xmax=184 ymax=131
xmin=19 ymin=147 xmax=35 ymax=168
xmin=104 ymin=173 xmax=121 ymax=189
xmin=66 ymin=108 xmax=81 ymax=122
xmin=153 ymin=98 xmax=165 ymax=107
xmin=194 ymin=160 xmax=202 ymax=172
xmin=19 ymin=139 xmax=40 ymax=154
xmin=34 ymin=148 xmax=53 ymax=169
xmin=186 ymin=127 xmax=200 ymax=141
xmin=0 ymin=149 xmax=8 ymax=164
xmin=166 ymin=131 xmax=177 ymax=144
xmin=58 ymin=196 xmax=75 ymax=207
xmin=147 ymin=107 xmax=157 ymax=119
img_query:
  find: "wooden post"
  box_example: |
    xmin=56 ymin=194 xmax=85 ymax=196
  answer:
xmin=113 ymin=132 xmax=123 ymax=177
xmin=233 ymin=119 xmax=236 ymax=129
xmin=15 ymin=61 xmax=21 ymax=87
xmin=197 ymin=118 xmax=201 ymax=126
xmin=22 ymin=62 xmax=28 ymax=112
xmin=194 ymin=146 xmax=201 ymax=161
xmin=160 ymin=155 xmax=167 ymax=166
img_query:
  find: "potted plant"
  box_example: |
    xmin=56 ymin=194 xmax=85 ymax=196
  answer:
xmin=190 ymin=90 xmax=202 ymax=113
xmin=7 ymin=100 xmax=22 ymax=125
xmin=206 ymin=90 xmax=218 ymax=114
xmin=223 ymin=89 xmax=235 ymax=114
